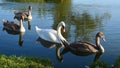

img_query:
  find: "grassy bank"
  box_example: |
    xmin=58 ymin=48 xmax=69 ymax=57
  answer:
xmin=90 ymin=56 xmax=120 ymax=68
xmin=0 ymin=55 xmax=54 ymax=68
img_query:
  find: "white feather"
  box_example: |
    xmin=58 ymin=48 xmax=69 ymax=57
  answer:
xmin=35 ymin=21 xmax=66 ymax=44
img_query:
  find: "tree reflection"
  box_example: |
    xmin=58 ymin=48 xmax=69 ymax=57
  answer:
xmin=5 ymin=0 xmax=45 ymax=3
xmin=51 ymin=1 xmax=111 ymax=42
xmin=5 ymin=0 xmax=111 ymax=42
xmin=66 ymin=11 xmax=111 ymax=42
xmin=5 ymin=0 xmax=68 ymax=3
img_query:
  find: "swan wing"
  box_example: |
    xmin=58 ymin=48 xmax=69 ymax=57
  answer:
xmin=35 ymin=26 xmax=60 ymax=43
xmin=70 ymin=42 xmax=98 ymax=53
xmin=3 ymin=21 xmax=20 ymax=31
xmin=78 ymin=41 xmax=97 ymax=48
xmin=14 ymin=12 xmax=28 ymax=20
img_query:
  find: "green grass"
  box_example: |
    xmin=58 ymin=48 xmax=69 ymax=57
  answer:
xmin=0 ymin=55 xmax=54 ymax=68
xmin=90 ymin=56 xmax=120 ymax=68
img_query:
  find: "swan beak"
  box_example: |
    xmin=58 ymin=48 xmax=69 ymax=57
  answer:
xmin=102 ymin=38 xmax=106 ymax=42
xmin=63 ymin=29 xmax=65 ymax=32
xmin=62 ymin=26 xmax=65 ymax=32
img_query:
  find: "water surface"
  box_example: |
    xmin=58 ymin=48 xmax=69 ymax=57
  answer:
xmin=0 ymin=0 xmax=120 ymax=68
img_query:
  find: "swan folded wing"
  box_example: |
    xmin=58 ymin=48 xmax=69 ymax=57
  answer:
xmin=3 ymin=21 xmax=20 ymax=31
xmin=78 ymin=41 xmax=97 ymax=49
xmin=70 ymin=42 xmax=98 ymax=53
xmin=14 ymin=12 xmax=28 ymax=19
xmin=48 ymin=32 xmax=60 ymax=43
xmin=36 ymin=29 xmax=60 ymax=43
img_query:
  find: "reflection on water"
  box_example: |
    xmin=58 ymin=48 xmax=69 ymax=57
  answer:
xmin=2 ymin=0 xmax=110 ymax=42
xmin=61 ymin=47 xmax=104 ymax=62
xmin=1 ymin=0 xmax=119 ymax=68
xmin=3 ymin=28 xmax=25 ymax=46
xmin=94 ymin=53 xmax=103 ymax=62
xmin=28 ymin=21 xmax=31 ymax=30
xmin=66 ymin=11 xmax=111 ymax=42
xmin=18 ymin=33 xmax=24 ymax=46
xmin=36 ymin=37 xmax=104 ymax=63
xmin=5 ymin=0 xmax=45 ymax=3
xmin=5 ymin=0 xmax=71 ymax=3
xmin=36 ymin=37 xmax=63 ymax=62
xmin=36 ymin=37 xmax=57 ymax=48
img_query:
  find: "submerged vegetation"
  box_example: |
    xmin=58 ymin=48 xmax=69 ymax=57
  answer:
xmin=0 ymin=55 xmax=54 ymax=68
xmin=90 ymin=56 xmax=120 ymax=68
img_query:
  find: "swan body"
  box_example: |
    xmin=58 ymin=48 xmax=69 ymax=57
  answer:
xmin=61 ymin=32 xmax=105 ymax=56
xmin=35 ymin=21 xmax=66 ymax=44
xmin=3 ymin=16 xmax=25 ymax=33
xmin=14 ymin=6 xmax=32 ymax=21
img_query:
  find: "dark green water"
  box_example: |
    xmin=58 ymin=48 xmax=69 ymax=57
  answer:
xmin=0 ymin=0 xmax=120 ymax=68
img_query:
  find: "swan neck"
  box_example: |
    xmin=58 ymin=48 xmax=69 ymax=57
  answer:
xmin=28 ymin=10 xmax=31 ymax=16
xmin=96 ymin=36 xmax=104 ymax=53
xmin=28 ymin=9 xmax=32 ymax=16
xmin=57 ymin=26 xmax=65 ymax=42
xmin=20 ymin=20 xmax=25 ymax=32
xmin=96 ymin=36 xmax=100 ymax=46
xmin=56 ymin=46 xmax=63 ymax=62
xmin=20 ymin=20 xmax=23 ymax=27
xmin=57 ymin=25 xmax=70 ymax=47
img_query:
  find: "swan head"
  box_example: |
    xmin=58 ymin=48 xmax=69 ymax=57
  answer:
xmin=58 ymin=21 xmax=66 ymax=32
xmin=2 ymin=19 xmax=6 ymax=23
xmin=29 ymin=6 xmax=32 ymax=11
xmin=19 ymin=15 xmax=25 ymax=22
xmin=97 ymin=32 xmax=105 ymax=42
xmin=2 ymin=19 xmax=9 ymax=26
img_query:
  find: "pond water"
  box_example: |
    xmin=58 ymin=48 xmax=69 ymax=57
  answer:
xmin=0 ymin=0 xmax=120 ymax=68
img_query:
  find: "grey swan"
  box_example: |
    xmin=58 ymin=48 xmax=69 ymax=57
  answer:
xmin=61 ymin=32 xmax=105 ymax=56
xmin=14 ymin=6 xmax=32 ymax=21
xmin=2 ymin=16 xmax=25 ymax=33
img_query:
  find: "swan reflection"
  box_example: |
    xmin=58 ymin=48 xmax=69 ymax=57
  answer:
xmin=61 ymin=47 xmax=104 ymax=62
xmin=36 ymin=37 xmax=57 ymax=48
xmin=28 ymin=21 xmax=31 ymax=30
xmin=18 ymin=32 xmax=25 ymax=46
xmin=36 ymin=37 xmax=64 ymax=62
xmin=3 ymin=28 xmax=25 ymax=46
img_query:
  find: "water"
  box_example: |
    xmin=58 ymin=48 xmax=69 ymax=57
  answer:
xmin=0 ymin=0 xmax=120 ymax=68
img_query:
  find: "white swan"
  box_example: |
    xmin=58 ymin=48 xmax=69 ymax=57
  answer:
xmin=35 ymin=21 xmax=66 ymax=44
